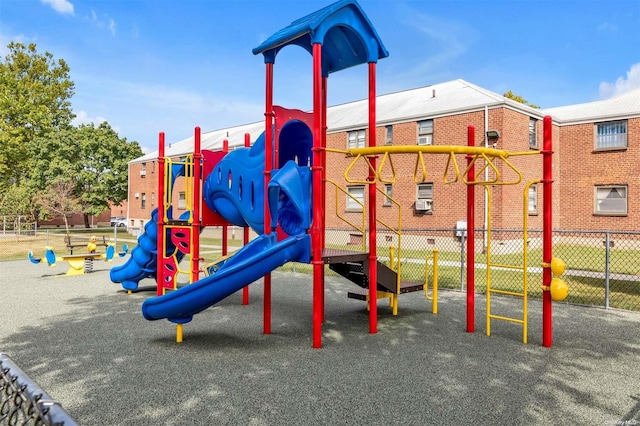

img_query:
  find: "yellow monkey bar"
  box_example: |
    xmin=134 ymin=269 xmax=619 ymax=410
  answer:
xmin=326 ymin=144 xmax=541 ymax=340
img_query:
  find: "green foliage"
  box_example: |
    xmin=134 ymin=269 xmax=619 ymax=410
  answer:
xmin=0 ymin=42 xmax=75 ymax=188
xmin=0 ymin=184 xmax=33 ymax=217
xmin=29 ymin=122 xmax=143 ymax=218
xmin=503 ymin=90 xmax=540 ymax=109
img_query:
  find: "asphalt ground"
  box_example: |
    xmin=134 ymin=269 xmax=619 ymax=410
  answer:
xmin=1 ymin=256 xmax=639 ymax=426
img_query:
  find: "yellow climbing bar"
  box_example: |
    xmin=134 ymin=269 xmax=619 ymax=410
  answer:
xmin=346 ymin=145 xmax=510 ymax=157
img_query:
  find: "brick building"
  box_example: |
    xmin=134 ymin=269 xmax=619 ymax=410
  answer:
xmin=125 ymin=79 xmax=639 ymax=236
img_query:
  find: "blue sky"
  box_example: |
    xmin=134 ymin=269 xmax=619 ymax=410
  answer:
xmin=2 ymin=0 xmax=639 ymax=153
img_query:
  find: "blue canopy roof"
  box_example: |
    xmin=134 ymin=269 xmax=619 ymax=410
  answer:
xmin=252 ymin=0 xmax=388 ymax=76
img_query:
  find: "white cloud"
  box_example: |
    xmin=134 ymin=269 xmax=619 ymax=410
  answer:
xmin=385 ymin=3 xmax=475 ymax=87
xmin=599 ymin=63 xmax=640 ymax=98
xmin=597 ymin=22 xmax=618 ymax=32
xmin=87 ymin=9 xmax=117 ymax=36
xmin=41 ymin=0 xmax=74 ymax=16
xmin=72 ymin=110 xmax=108 ymax=126
xmin=108 ymin=19 xmax=117 ymax=37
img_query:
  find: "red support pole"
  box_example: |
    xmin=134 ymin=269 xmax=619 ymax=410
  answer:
xmin=367 ymin=62 xmax=378 ymax=334
xmin=157 ymin=132 xmax=166 ymax=296
xmin=263 ymin=62 xmax=274 ymax=335
xmin=192 ymin=127 xmax=202 ymax=284
xmin=242 ymin=134 xmax=250 ymax=305
xmin=542 ymin=115 xmax=554 ymax=347
xmin=222 ymin=139 xmax=229 ymax=259
xmin=311 ymin=43 xmax=324 ymax=348
xmin=466 ymin=126 xmax=475 ymax=332
xmin=321 ymin=76 xmax=328 ymax=251
xmin=320 ymin=76 xmax=328 ymax=322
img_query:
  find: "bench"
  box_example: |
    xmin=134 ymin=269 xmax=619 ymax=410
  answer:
xmin=64 ymin=235 xmax=109 ymax=254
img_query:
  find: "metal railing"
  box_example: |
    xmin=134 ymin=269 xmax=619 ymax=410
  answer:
xmin=2 ymin=225 xmax=638 ymax=311
xmin=0 ymin=353 xmax=77 ymax=425
xmin=324 ymin=227 xmax=640 ymax=312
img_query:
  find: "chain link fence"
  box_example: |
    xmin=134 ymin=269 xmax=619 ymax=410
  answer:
xmin=325 ymin=227 xmax=640 ymax=312
xmin=1 ymin=353 xmax=77 ymax=425
xmin=1 ymin=224 xmax=638 ymax=311
xmin=0 ymin=226 xmax=131 ymax=262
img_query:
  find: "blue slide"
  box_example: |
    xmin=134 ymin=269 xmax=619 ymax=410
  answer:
xmin=110 ymin=208 xmax=188 ymax=291
xmin=140 ymin=126 xmax=313 ymax=325
xmin=142 ymin=233 xmax=310 ymax=323
xmin=109 ymin=208 xmax=159 ymax=290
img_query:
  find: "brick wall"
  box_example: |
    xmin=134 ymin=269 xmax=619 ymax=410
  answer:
xmin=128 ymin=160 xmax=159 ymax=228
xmin=557 ymin=117 xmax=638 ymax=231
xmin=324 ymin=107 xmax=547 ymax=232
xmin=125 ymin=111 xmax=635 ymax=235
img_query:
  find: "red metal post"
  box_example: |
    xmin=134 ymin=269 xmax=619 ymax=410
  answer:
xmin=222 ymin=139 xmax=229 ymax=259
xmin=542 ymin=115 xmax=553 ymax=347
xmin=466 ymin=125 xmax=475 ymax=332
xmin=192 ymin=127 xmax=202 ymax=284
xmin=367 ymin=62 xmax=378 ymax=334
xmin=311 ymin=43 xmax=324 ymax=348
xmin=242 ymin=134 xmax=250 ymax=305
xmin=263 ymin=62 xmax=274 ymax=335
xmin=320 ymin=76 xmax=328 ymax=322
xmin=321 ymin=76 xmax=328 ymax=251
xmin=157 ymin=132 xmax=166 ymax=296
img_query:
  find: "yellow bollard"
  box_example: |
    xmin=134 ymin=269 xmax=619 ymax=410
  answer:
xmin=176 ymin=324 xmax=183 ymax=343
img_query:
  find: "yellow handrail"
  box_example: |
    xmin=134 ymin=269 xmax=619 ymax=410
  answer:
xmin=325 ymin=179 xmax=366 ymax=252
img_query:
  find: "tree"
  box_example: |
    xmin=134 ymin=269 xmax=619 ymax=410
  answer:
xmin=0 ymin=42 xmax=75 ymax=189
xmin=0 ymin=184 xmax=33 ymax=218
xmin=33 ymin=180 xmax=81 ymax=234
xmin=503 ymin=90 xmax=540 ymax=109
xmin=29 ymin=122 xmax=143 ymax=227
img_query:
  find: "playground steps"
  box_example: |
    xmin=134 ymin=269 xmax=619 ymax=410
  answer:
xmin=322 ymin=249 xmax=424 ymax=300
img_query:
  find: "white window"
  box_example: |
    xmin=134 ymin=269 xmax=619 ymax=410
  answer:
xmin=151 ymin=192 xmax=155 ymax=207
xmin=385 ymin=125 xmax=393 ymax=145
xmin=383 ymin=184 xmax=392 ymax=206
xmin=595 ymin=185 xmax=627 ymax=215
xmin=529 ymin=118 xmax=538 ymax=149
xmin=141 ymin=192 xmax=146 ymax=209
xmin=178 ymin=191 xmax=186 ymax=210
xmin=418 ymin=120 xmax=433 ymax=145
xmin=528 ymin=185 xmax=538 ymax=214
xmin=348 ymin=130 xmax=366 ymax=149
xmin=140 ymin=162 xmax=147 ymax=178
xmin=596 ymin=121 xmax=627 ymax=150
xmin=416 ymin=183 xmax=433 ymax=212
xmin=346 ymin=185 xmax=365 ymax=211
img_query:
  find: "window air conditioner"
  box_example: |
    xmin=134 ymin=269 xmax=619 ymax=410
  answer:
xmin=134 ymin=192 xmax=140 ymax=198
xmin=418 ymin=135 xmax=432 ymax=146
xmin=415 ymin=199 xmax=432 ymax=211
xmin=140 ymin=170 xmax=146 ymax=176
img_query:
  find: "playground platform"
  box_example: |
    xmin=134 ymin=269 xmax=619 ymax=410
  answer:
xmin=1 ymin=257 xmax=639 ymax=425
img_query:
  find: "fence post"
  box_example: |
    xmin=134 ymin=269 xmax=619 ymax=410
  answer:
xmin=460 ymin=231 xmax=466 ymax=291
xmin=604 ymin=231 xmax=610 ymax=309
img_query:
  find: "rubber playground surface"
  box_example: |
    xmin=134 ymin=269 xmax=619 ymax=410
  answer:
xmin=1 ymin=256 xmax=640 ymax=425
